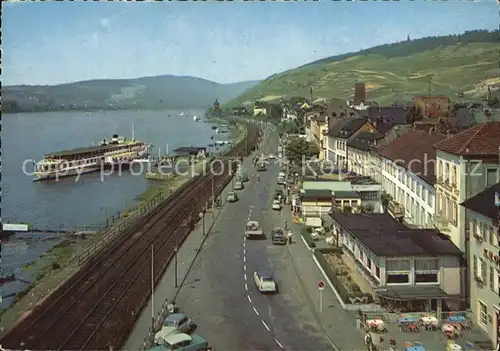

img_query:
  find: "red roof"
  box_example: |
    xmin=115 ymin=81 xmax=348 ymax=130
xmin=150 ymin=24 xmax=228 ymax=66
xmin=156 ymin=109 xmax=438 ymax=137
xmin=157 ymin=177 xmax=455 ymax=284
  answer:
xmin=379 ymin=130 xmax=446 ymax=185
xmin=433 ymin=122 xmax=500 ymax=156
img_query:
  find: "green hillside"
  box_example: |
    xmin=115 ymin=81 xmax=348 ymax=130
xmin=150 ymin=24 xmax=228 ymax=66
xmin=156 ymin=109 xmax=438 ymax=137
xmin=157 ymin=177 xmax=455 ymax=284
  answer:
xmin=2 ymin=75 xmax=260 ymax=113
xmin=229 ymin=30 xmax=499 ymax=106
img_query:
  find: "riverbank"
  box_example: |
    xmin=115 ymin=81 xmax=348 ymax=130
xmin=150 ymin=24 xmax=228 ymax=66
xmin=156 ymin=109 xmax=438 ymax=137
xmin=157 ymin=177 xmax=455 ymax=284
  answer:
xmin=0 ymin=122 xmax=248 ymax=334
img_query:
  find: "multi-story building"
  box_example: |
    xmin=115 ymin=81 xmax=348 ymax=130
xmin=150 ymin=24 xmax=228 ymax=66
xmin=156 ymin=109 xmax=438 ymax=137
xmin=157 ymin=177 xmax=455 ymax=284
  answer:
xmin=309 ymin=113 xmax=328 ymax=160
xmin=461 ymin=183 xmax=500 ymax=349
xmin=326 ymin=118 xmax=377 ymax=169
xmin=377 ymin=130 xmax=446 ymax=228
xmin=433 ymin=122 xmax=500 ymax=252
xmin=331 ymin=212 xmax=463 ymax=312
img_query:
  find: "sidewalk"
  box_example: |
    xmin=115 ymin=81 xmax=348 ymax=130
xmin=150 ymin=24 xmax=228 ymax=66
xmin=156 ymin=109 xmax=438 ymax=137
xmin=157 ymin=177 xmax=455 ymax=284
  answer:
xmin=283 ymin=208 xmax=366 ymax=350
xmin=123 ymin=175 xmax=236 ymax=351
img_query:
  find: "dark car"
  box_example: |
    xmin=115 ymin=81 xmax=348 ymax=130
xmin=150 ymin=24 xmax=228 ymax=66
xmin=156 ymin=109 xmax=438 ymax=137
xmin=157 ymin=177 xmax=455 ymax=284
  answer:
xmin=271 ymin=228 xmax=286 ymax=245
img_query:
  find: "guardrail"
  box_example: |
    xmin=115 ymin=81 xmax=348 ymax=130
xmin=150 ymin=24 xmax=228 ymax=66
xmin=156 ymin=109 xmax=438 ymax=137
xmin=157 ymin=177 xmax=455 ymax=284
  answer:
xmin=77 ymin=191 xmax=166 ymax=266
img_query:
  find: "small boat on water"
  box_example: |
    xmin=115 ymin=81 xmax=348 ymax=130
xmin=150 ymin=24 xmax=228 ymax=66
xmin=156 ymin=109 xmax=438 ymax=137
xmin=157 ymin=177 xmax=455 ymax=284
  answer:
xmin=193 ymin=115 xmax=200 ymax=122
xmin=34 ymin=126 xmax=152 ymax=181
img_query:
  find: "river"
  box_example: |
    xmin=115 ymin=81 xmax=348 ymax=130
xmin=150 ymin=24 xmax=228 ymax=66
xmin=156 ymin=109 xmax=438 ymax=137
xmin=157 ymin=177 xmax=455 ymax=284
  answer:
xmin=1 ymin=109 xmax=232 ymax=306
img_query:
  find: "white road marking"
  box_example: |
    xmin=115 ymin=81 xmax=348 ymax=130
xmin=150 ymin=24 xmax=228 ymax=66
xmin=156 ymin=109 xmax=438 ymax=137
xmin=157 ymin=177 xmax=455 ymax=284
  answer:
xmin=253 ymin=306 xmax=260 ymax=316
xmin=245 ymin=283 xmax=248 ymax=290
xmin=244 ymin=273 xmax=247 ymax=280
xmin=247 ymin=295 xmax=252 ymax=303
xmin=243 ymin=256 xmax=246 ymax=262
xmin=243 ymin=241 xmax=246 ymax=247
xmin=261 ymin=320 xmax=270 ymax=331
xmin=274 ymin=339 xmax=284 ymax=348
xmin=243 ymin=249 xmax=246 ymax=255
xmin=243 ymin=264 xmax=246 ymax=271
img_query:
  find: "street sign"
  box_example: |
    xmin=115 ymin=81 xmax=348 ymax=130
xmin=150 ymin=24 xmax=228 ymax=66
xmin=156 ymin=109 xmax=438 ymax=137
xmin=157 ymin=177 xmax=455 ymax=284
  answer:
xmin=317 ymin=280 xmax=325 ymax=290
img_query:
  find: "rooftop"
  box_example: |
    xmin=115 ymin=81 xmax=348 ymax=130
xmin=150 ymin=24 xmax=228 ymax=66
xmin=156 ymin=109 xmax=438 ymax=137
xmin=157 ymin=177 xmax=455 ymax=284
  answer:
xmin=300 ymin=189 xmax=333 ymax=199
xmin=378 ymin=130 xmax=446 ymax=185
xmin=433 ymin=122 xmax=500 ymax=157
xmin=329 ymin=117 xmax=369 ymax=139
xmin=461 ymin=182 xmax=500 ymax=221
xmin=347 ymin=131 xmax=384 ymax=151
xmin=173 ymin=146 xmax=207 ymax=154
xmin=333 ymin=190 xmax=360 ymax=198
xmin=368 ymin=106 xmax=408 ymax=125
xmin=330 ymin=212 xmax=462 ymax=257
xmin=302 ymin=180 xmax=354 ymax=192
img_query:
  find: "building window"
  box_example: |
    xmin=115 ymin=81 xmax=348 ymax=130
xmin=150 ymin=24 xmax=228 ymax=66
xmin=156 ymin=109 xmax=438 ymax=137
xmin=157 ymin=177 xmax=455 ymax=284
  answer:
xmin=478 ymin=301 xmax=488 ymax=327
xmin=415 ymin=258 xmax=439 ymax=283
xmin=452 ymin=203 xmax=458 ymax=226
xmin=375 ymin=266 xmax=381 ymax=279
xmin=444 ymin=163 xmax=449 ymax=182
xmin=415 ymin=273 xmax=438 ymax=283
xmin=486 ymin=168 xmax=498 ymax=187
xmin=489 ymin=226 xmax=496 ymax=246
xmin=367 ymin=259 xmax=372 ymax=270
xmin=386 ymin=273 xmax=410 ymax=284
xmin=489 ymin=264 xmax=495 ymax=290
xmin=473 ymin=255 xmax=478 ymax=278
xmin=479 ymin=258 xmax=486 ymax=281
xmin=438 ymin=160 xmax=443 ymax=179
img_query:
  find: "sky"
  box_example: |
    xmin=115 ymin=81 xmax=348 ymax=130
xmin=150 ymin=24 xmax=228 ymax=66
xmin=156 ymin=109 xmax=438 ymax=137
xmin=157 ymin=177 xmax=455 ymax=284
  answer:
xmin=3 ymin=0 xmax=499 ymax=86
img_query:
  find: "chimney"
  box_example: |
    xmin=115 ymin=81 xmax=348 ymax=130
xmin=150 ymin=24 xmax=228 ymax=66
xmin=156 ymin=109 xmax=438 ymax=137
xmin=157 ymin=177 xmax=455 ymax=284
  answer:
xmin=447 ymin=130 xmax=453 ymax=138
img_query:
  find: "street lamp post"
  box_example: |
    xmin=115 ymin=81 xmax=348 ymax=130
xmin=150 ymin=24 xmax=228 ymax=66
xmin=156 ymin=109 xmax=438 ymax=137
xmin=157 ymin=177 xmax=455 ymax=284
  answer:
xmin=211 ymin=176 xmax=215 ymax=219
xmin=174 ymin=247 xmax=178 ymax=288
xmin=151 ymin=245 xmax=155 ymax=329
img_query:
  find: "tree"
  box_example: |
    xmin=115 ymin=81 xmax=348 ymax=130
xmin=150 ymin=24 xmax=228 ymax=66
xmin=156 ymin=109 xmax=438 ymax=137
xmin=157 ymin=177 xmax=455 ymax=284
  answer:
xmin=285 ymin=137 xmax=320 ymax=165
xmin=380 ymin=191 xmax=393 ymax=213
xmin=406 ymin=105 xmax=423 ymax=124
xmin=358 ymin=203 xmax=375 ymax=214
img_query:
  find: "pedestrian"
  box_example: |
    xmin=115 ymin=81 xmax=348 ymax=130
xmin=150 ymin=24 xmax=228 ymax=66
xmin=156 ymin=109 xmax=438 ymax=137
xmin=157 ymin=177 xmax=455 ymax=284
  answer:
xmin=287 ymin=230 xmax=293 ymax=244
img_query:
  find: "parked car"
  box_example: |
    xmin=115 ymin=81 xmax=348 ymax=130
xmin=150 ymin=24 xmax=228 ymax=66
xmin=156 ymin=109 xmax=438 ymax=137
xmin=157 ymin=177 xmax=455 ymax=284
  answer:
xmin=155 ymin=333 xmax=211 ymax=351
xmin=226 ymin=191 xmax=238 ymax=203
xmin=272 ymin=199 xmax=282 ymax=211
xmin=154 ymin=314 xmax=195 ymax=344
xmin=234 ymin=181 xmax=244 ymax=190
xmin=277 ymin=177 xmax=285 ymax=185
xmin=271 ymin=228 xmax=286 ymax=245
xmin=253 ymin=271 xmax=277 ymax=293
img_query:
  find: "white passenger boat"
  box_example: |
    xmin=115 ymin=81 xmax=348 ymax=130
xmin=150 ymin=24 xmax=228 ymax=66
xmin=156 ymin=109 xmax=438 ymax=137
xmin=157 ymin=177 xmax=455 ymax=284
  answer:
xmin=34 ymin=133 xmax=152 ymax=181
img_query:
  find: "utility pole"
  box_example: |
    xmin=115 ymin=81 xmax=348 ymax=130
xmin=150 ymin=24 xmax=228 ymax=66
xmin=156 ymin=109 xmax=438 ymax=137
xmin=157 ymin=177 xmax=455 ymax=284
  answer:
xmin=211 ymin=176 xmax=215 ymax=219
xmin=174 ymin=247 xmax=178 ymax=288
xmin=151 ymin=244 xmax=154 ymax=329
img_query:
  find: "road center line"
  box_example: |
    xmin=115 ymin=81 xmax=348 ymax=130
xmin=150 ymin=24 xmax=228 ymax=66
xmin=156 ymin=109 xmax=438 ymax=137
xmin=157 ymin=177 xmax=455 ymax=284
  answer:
xmin=243 ymin=264 xmax=246 ymax=271
xmin=253 ymin=307 xmax=260 ymax=316
xmin=261 ymin=320 xmax=270 ymax=331
xmin=274 ymin=339 xmax=284 ymax=348
xmin=247 ymin=295 xmax=252 ymax=303
xmin=244 ymin=273 xmax=247 ymax=280
xmin=243 ymin=249 xmax=246 ymax=255
xmin=243 ymin=256 xmax=246 ymax=262
xmin=245 ymin=283 xmax=248 ymax=291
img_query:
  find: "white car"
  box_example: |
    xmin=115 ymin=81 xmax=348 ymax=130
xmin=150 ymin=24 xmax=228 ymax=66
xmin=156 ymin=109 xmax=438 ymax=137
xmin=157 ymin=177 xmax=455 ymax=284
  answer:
xmin=272 ymin=199 xmax=282 ymax=211
xmin=254 ymin=271 xmax=277 ymax=293
xmin=234 ymin=181 xmax=244 ymax=190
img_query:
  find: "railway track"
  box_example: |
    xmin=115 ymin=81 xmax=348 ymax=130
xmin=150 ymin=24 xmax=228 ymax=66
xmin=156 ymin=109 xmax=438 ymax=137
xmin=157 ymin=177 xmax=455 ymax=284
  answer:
xmin=1 ymin=122 xmax=260 ymax=350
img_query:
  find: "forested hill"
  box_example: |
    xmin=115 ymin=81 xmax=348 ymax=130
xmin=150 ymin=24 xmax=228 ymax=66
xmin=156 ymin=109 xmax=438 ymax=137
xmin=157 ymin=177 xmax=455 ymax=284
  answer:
xmin=230 ymin=30 xmax=499 ymax=106
xmin=2 ymin=75 xmax=260 ymax=114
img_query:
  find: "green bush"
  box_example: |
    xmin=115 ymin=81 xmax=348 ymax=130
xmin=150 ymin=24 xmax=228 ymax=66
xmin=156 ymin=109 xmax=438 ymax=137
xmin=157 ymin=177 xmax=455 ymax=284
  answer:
xmin=301 ymin=228 xmax=316 ymax=248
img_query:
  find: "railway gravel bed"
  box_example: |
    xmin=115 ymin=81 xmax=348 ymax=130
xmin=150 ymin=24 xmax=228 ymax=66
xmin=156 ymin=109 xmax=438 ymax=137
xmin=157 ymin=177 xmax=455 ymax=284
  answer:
xmin=0 ymin=121 xmax=261 ymax=351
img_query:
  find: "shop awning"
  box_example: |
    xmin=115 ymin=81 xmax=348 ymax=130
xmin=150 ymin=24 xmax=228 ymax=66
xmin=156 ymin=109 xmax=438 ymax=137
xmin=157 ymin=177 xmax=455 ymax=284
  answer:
xmin=375 ymin=286 xmax=450 ymax=301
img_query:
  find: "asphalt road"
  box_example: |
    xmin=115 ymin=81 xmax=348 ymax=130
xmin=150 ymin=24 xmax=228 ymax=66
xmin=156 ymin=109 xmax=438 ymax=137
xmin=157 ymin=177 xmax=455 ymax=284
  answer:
xmin=175 ymin=125 xmax=332 ymax=350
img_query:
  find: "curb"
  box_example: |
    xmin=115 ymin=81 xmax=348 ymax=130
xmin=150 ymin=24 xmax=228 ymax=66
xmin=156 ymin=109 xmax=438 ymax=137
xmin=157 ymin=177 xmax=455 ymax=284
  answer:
xmin=300 ymin=234 xmax=313 ymax=251
xmin=311 ymin=253 xmax=347 ymax=310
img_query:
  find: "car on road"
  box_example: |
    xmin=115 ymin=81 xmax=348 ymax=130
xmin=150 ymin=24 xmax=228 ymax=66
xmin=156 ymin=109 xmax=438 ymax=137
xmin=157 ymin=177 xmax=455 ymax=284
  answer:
xmin=154 ymin=314 xmax=195 ymax=344
xmin=234 ymin=181 xmax=244 ymax=190
xmin=154 ymin=332 xmax=211 ymax=351
xmin=277 ymin=176 xmax=285 ymax=185
xmin=272 ymin=199 xmax=282 ymax=211
xmin=253 ymin=271 xmax=277 ymax=293
xmin=271 ymin=228 xmax=286 ymax=245
xmin=226 ymin=191 xmax=238 ymax=203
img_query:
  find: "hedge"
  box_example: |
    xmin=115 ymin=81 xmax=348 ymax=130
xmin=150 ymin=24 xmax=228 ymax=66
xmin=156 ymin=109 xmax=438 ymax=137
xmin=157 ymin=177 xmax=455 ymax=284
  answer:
xmin=301 ymin=228 xmax=316 ymax=248
xmin=313 ymin=250 xmax=373 ymax=304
